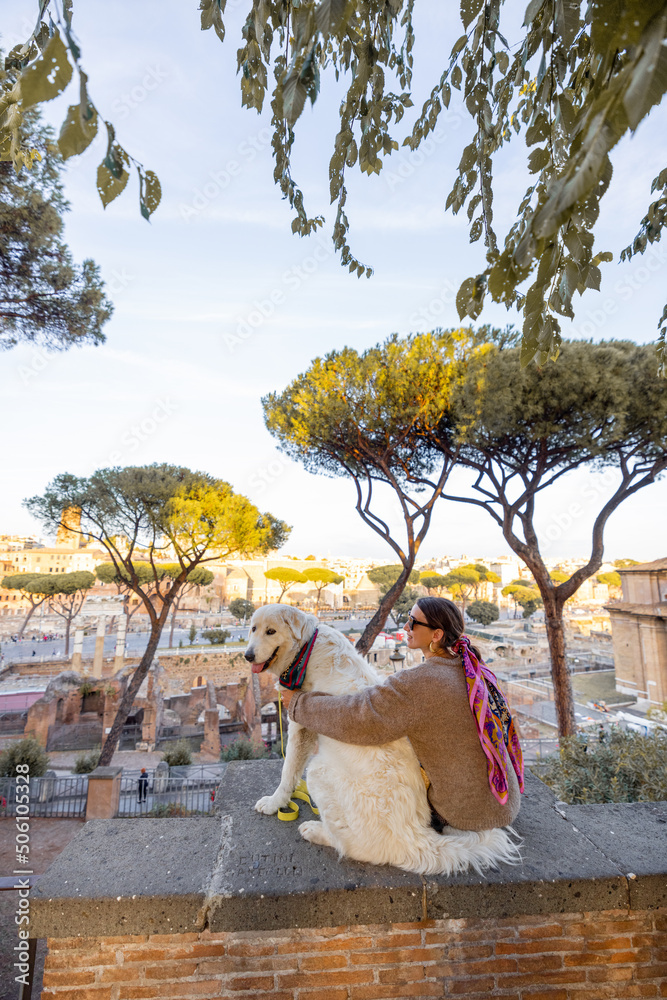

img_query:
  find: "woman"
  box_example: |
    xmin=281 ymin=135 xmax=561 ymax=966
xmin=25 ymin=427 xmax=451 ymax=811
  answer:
xmin=281 ymin=597 xmax=523 ymax=832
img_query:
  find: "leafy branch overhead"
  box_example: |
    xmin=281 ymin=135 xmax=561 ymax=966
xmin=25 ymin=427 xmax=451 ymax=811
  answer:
xmin=0 ymin=8 xmax=160 ymax=218
xmin=2 ymin=2 xmax=666 ymax=368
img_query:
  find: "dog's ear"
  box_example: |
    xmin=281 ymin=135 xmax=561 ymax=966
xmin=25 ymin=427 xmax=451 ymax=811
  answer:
xmin=279 ymin=606 xmax=317 ymax=644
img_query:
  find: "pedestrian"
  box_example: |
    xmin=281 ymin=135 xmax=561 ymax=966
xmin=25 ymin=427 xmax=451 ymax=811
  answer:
xmin=280 ymin=597 xmax=524 ymax=833
xmin=137 ymin=768 xmax=148 ymax=804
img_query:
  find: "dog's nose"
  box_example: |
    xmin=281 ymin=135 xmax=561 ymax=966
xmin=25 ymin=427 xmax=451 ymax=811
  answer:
xmin=244 ymin=649 xmax=255 ymax=662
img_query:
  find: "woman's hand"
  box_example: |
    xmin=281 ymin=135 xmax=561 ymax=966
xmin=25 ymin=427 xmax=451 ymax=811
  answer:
xmin=279 ymin=687 xmax=295 ymax=710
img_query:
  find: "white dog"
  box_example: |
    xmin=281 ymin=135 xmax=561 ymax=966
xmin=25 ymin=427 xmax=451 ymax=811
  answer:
xmin=245 ymin=605 xmax=520 ymax=876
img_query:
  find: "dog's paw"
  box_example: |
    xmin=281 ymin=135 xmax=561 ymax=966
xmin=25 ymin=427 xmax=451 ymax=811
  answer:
xmin=299 ymin=821 xmax=333 ymax=847
xmin=254 ymin=793 xmax=287 ymax=815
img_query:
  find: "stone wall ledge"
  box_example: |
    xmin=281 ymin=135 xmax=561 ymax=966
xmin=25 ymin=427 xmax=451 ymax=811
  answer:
xmin=29 ymin=760 xmax=667 ymax=938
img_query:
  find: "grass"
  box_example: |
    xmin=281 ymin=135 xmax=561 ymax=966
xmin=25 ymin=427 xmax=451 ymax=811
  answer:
xmin=569 ymin=670 xmax=635 ymax=705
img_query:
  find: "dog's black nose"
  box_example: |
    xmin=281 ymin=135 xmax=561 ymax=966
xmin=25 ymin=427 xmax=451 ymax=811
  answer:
xmin=244 ymin=650 xmax=255 ymax=662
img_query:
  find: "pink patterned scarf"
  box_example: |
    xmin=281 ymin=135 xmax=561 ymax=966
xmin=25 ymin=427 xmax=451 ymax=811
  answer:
xmin=451 ymin=634 xmax=524 ymax=805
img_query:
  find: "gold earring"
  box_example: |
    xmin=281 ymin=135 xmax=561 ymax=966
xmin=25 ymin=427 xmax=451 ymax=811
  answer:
xmin=429 ymin=640 xmax=439 ymax=654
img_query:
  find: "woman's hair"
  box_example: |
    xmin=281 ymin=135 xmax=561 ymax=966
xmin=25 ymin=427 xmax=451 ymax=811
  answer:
xmin=415 ymin=596 xmax=483 ymax=660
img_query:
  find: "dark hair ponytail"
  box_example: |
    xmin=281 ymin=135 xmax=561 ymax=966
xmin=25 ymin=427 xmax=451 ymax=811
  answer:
xmin=415 ymin=596 xmax=483 ymax=661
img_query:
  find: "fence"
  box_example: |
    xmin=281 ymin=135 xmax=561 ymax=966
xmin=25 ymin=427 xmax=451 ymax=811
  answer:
xmin=0 ymin=710 xmax=27 ymax=735
xmin=521 ymin=737 xmax=560 ymax=762
xmin=116 ymin=764 xmax=225 ymax=817
xmin=0 ymin=775 xmax=88 ymax=819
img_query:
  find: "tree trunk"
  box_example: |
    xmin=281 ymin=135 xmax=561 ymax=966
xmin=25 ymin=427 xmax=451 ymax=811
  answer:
xmin=98 ymin=625 xmax=163 ymax=766
xmin=18 ymin=603 xmax=37 ymax=639
xmin=64 ymin=618 xmax=71 ymax=657
xmin=356 ymin=564 xmax=415 ymax=656
xmin=543 ymin=596 xmax=576 ymax=737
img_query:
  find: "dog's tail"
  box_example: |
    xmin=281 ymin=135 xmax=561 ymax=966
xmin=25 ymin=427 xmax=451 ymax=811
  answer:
xmin=406 ymin=824 xmax=523 ymax=877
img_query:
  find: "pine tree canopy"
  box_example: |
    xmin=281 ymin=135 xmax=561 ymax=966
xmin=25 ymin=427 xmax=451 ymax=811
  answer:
xmin=0 ymin=77 xmax=112 ymax=351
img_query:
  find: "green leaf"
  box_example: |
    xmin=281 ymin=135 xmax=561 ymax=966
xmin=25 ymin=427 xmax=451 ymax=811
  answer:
xmin=528 ymin=146 xmax=550 ymax=173
xmin=451 ymin=35 xmax=468 ymax=59
xmin=555 ymin=0 xmax=580 ymax=48
xmin=460 ymin=0 xmax=483 ymax=30
xmin=138 ymin=167 xmax=162 ymax=220
xmin=96 ymin=147 xmax=130 ymax=208
xmin=199 ymin=0 xmax=226 ymax=42
xmin=58 ymin=102 xmax=98 ymax=160
xmin=104 ymin=143 xmax=126 ymax=180
xmin=19 ymin=30 xmax=73 ymax=109
xmin=523 ymin=0 xmax=545 ymax=26
xmin=142 ymin=169 xmax=161 ymax=216
xmin=622 ymin=11 xmax=667 ymax=131
xmin=315 ymin=0 xmax=346 ymax=35
xmin=282 ymin=69 xmax=308 ymax=127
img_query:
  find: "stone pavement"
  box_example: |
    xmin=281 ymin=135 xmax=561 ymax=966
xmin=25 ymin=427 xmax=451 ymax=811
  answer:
xmin=29 ymin=761 xmax=667 ymax=939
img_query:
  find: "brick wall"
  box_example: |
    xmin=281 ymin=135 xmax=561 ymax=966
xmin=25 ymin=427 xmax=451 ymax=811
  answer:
xmin=41 ymin=908 xmax=667 ymax=1000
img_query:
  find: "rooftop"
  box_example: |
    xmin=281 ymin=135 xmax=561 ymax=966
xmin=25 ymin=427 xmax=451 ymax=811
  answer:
xmin=618 ymin=558 xmax=667 ymax=573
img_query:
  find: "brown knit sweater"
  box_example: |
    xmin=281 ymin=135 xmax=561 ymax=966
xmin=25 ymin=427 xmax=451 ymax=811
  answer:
xmin=289 ymin=655 xmax=521 ymax=831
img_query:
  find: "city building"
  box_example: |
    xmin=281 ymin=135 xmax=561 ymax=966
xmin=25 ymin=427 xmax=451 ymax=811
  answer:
xmin=606 ymin=557 xmax=667 ymax=708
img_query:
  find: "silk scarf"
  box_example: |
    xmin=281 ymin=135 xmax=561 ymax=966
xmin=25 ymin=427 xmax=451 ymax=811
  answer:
xmin=451 ymin=634 xmax=524 ymax=805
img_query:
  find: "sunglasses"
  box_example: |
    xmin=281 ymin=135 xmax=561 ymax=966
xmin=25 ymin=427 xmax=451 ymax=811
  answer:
xmin=406 ymin=614 xmax=434 ymax=630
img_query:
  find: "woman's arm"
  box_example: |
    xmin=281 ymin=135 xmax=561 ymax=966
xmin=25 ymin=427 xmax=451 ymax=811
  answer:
xmin=285 ymin=672 xmax=417 ymax=746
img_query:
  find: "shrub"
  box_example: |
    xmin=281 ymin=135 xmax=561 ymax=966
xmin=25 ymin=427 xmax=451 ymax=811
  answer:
xmin=72 ymin=748 xmax=101 ymax=774
xmin=202 ymin=628 xmax=230 ymax=645
xmin=161 ymin=740 xmax=193 ymax=767
xmin=229 ymin=598 xmax=255 ymax=620
xmin=534 ymin=728 xmax=667 ymax=804
xmin=220 ymin=736 xmax=270 ymax=761
xmin=0 ymin=737 xmax=49 ymax=777
xmin=466 ymin=600 xmax=500 ymax=626
xmin=147 ymin=802 xmax=194 ymax=817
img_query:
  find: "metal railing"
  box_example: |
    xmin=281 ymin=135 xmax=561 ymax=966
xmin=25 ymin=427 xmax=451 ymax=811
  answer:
xmin=0 ymin=775 xmax=88 ymax=818
xmin=521 ymin=737 xmax=560 ymax=762
xmin=117 ymin=771 xmax=221 ymax=817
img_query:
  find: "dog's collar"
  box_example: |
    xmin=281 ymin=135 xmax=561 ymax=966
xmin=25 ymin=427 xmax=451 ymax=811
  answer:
xmin=279 ymin=629 xmax=318 ymax=690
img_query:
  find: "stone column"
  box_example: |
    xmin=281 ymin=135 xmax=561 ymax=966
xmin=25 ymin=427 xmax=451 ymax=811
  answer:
xmin=114 ymin=615 xmax=126 ymax=673
xmin=200 ymin=681 xmax=221 ymax=759
xmin=141 ymin=672 xmax=158 ymax=749
xmin=71 ymin=628 xmax=84 ymax=672
xmin=92 ymin=617 xmax=106 ymax=679
xmin=85 ymin=766 xmax=122 ymax=820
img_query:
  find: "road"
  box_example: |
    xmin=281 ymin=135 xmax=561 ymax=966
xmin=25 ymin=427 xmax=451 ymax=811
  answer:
xmin=0 ymin=616 xmax=375 ymax=666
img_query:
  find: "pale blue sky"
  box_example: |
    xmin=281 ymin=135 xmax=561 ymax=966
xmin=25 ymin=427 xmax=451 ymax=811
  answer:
xmin=2 ymin=1 xmax=666 ymax=563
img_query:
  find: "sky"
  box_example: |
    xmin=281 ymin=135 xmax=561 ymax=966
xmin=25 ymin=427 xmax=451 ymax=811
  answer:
xmin=1 ymin=1 xmax=666 ymax=564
